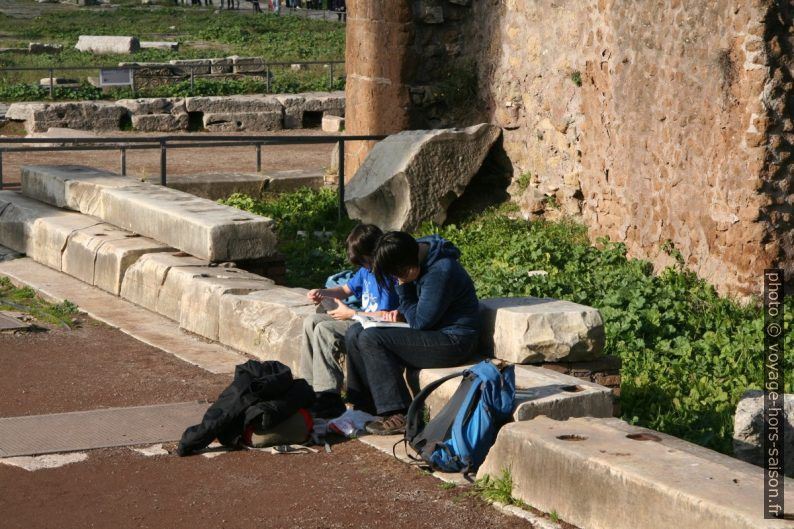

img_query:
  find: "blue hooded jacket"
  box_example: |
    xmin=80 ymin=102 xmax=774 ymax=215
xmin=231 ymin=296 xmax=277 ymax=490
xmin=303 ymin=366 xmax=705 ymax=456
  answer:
xmin=396 ymin=235 xmax=480 ymax=337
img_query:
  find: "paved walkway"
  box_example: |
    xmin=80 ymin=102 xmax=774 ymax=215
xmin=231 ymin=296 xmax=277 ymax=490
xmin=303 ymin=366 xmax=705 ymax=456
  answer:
xmin=0 ymin=257 xmax=246 ymax=374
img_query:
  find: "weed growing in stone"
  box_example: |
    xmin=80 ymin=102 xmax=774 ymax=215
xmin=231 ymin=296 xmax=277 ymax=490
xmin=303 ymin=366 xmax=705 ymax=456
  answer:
xmin=570 ymin=70 xmax=582 ymax=87
xmin=472 ymin=468 xmax=529 ymax=509
xmin=223 ymin=190 xmax=794 ymax=455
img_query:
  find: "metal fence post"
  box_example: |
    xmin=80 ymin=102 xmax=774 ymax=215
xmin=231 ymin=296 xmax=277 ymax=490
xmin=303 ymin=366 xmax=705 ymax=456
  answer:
xmin=256 ymin=143 xmax=262 ymax=173
xmin=48 ymin=68 xmax=54 ymax=99
xmin=0 ymin=150 xmax=4 ymax=190
xmin=160 ymin=141 xmax=167 ymax=186
xmin=266 ymin=64 xmax=271 ymax=93
xmin=328 ymin=62 xmax=333 ymax=87
xmin=120 ymin=146 xmax=127 ymax=176
xmin=337 ymin=139 xmax=345 ymax=222
xmin=190 ymin=67 xmax=195 ymax=94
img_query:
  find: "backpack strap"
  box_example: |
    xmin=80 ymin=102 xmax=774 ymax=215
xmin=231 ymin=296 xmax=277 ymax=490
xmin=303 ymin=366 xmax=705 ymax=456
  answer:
xmin=405 ymin=370 xmax=466 ymax=444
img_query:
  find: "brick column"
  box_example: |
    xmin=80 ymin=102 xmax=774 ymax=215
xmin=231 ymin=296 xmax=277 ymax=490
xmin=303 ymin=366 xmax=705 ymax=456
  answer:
xmin=344 ymin=0 xmax=415 ymax=179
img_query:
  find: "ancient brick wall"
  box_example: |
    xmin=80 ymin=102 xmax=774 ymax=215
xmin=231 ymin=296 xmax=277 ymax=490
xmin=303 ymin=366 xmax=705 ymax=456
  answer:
xmin=346 ymin=0 xmax=794 ymax=295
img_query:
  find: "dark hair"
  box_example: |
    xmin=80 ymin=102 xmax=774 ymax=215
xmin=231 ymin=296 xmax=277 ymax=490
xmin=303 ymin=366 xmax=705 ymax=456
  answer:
xmin=345 ymin=224 xmax=383 ymax=267
xmin=372 ymin=231 xmax=419 ymax=287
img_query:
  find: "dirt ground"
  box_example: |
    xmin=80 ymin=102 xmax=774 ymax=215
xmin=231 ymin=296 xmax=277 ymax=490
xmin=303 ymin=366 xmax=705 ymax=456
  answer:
xmin=0 ymin=127 xmax=337 ymax=188
xmin=0 ymin=315 xmax=539 ymax=529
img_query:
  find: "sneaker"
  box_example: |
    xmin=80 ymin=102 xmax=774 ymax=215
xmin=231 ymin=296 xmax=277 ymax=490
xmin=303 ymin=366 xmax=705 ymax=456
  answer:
xmin=365 ymin=413 xmax=406 ymax=435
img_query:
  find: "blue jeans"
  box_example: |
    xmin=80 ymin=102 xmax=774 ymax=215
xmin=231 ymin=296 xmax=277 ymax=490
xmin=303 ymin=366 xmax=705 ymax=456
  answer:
xmin=344 ymin=323 xmax=477 ymax=415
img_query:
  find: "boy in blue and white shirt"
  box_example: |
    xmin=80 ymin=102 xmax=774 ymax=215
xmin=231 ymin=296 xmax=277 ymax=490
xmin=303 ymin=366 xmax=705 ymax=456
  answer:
xmin=300 ymin=224 xmax=398 ymax=418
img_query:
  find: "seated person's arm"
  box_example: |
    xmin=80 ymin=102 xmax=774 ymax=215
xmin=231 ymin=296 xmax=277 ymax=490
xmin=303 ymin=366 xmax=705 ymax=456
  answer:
xmin=307 ymin=284 xmax=353 ymax=303
xmin=398 ymin=265 xmax=453 ymax=330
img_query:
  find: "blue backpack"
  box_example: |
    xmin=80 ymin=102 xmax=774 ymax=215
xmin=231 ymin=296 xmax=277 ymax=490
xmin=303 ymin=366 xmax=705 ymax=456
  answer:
xmin=324 ymin=270 xmax=361 ymax=310
xmin=404 ymin=360 xmax=516 ymax=474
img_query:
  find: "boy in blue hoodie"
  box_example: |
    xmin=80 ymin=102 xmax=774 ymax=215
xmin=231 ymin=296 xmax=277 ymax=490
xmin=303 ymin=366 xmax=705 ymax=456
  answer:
xmin=344 ymin=231 xmax=480 ymax=435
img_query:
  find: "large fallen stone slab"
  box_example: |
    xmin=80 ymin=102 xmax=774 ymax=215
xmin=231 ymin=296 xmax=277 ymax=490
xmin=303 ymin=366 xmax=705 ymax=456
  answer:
xmin=5 ymin=101 xmax=126 ymax=133
xmin=479 ymin=297 xmax=605 ymax=363
xmin=478 ymin=417 xmax=794 ymax=529
xmin=734 ymin=389 xmax=794 ymax=477
xmin=218 ymin=287 xmax=315 ymax=373
xmin=20 ymin=165 xmax=277 ymax=261
xmin=414 ymin=363 xmax=613 ymax=421
xmin=75 ymin=35 xmax=140 ymax=54
xmin=345 ymin=124 xmax=501 ymax=231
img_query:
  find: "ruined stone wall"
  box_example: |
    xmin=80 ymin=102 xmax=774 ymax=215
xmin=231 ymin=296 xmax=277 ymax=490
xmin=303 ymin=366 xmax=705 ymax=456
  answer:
xmin=415 ymin=0 xmax=793 ymax=295
xmin=578 ymin=0 xmax=791 ymax=294
xmin=346 ymin=0 xmax=793 ymax=295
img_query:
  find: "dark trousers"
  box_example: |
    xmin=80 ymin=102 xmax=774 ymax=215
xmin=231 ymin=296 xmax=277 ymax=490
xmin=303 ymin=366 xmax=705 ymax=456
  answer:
xmin=345 ymin=323 xmax=476 ymax=415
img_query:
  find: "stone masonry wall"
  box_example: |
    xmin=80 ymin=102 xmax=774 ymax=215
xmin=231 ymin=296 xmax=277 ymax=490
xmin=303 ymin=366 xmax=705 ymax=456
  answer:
xmin=345 ymin=0 xmax=793 ymax=296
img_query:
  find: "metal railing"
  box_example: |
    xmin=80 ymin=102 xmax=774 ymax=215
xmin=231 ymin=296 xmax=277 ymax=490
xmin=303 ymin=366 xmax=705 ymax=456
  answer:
xmin=0 ymin=59 xmax=345 ymax=98
xmin=0 ymin=134 xmax=385 ymax=221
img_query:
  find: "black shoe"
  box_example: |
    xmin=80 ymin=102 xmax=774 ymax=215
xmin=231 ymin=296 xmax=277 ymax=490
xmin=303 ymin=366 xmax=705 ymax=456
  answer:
xmin=312 ymin=392 xmax=347 ymax=419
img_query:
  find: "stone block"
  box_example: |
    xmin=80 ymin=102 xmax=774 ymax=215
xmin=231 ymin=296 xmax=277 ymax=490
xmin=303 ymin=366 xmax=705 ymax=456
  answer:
xmin=116 ymin=97 xmax=177 ymax=115
xmin=184 ymin=95 xmax=282 ymax=114
xmin=322 ymin=115 xmax=344 ymax=132
xmin=210 ymin=58 xmax=232 ymax=74
xmin=169 ymin=59 xmax=211 ymax=75
xmin=202 ymin=111 xmax=283 ymax=132
xmin=345 ymin=124 xmax=501 ymax=231
xmin=218 ymin=288 xmax=314 ymax=373
xmin=733 ymin=389 xmax=794 ymax=477
xmin=131 ymin=112 xmax=188 ymax=132
xmin=0 ymin=191 xmax=98 ymax=267
xmin=62 ymin=223 xmax=173 ymax=294
xmin=479 ymin=297 xmax=605 ymax=363
xmin=140 ymin=41 xmax=179 ymax=51
xmin=28 ymin=43 xmax=63 ymax=54
xmin=263 ymin=169 xmax=325 ymax=193
xmin=273 ymin=92 xmax=345 ymax=129
xmin=8 ymin=102 xmax=126 ymax=133
xmin=75 ymin=36 xmax=140 ymax=54
xmin=414 ymin=363 xmax=613 ymax=421
xmin=120 ymin=252 xmax=211 ymax=314
xmin=20 ymin=165 xmax=278 ymax=262
xmin=38 ymin=78 xmax=80 ymax=88
xmin=162 ymin=266 xmax=273 ymax=340
xmin=478 ymin=417 xmax=794 ymax=529
xmin=230 ymin=56 xmax=266 ymax=74
xmin=167 ymin=173 xmax=268 ymax=200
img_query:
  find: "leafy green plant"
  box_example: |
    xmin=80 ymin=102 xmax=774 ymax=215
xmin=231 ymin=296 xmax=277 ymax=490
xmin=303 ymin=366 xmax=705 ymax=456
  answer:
xmin=221 ymin=189 xmax=355 ymax=288
xmin=549 ymin=510 xmax=560 ymax=523
xmin=516 ymin=173 xmax=531 ymax=193
xmin=472 ymin=468 xmax=529 ymax=508
xmin=224 ymin=190 xmax=794 ymax=454
xmin=570 ymin=70 xmax=582 ymax=87
xmin=0 ymin=277 xmax=79 ymax=328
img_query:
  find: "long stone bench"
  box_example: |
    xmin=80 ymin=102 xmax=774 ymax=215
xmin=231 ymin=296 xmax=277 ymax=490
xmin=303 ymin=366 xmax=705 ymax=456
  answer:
xmin=478 ymin=417 xmax=794 ymax=529
xmin=21 ymin=165 xmax=277 ymax=262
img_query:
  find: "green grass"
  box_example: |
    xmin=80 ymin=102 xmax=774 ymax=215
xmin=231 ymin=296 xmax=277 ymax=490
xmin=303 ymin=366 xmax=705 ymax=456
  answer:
xmin=222 ymin=189 xmax=794 ymax=455
xmin=0 ymin=276 xmax=79 ymax=328
xmin=0 ymin=7 xmax=345 ymax=98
